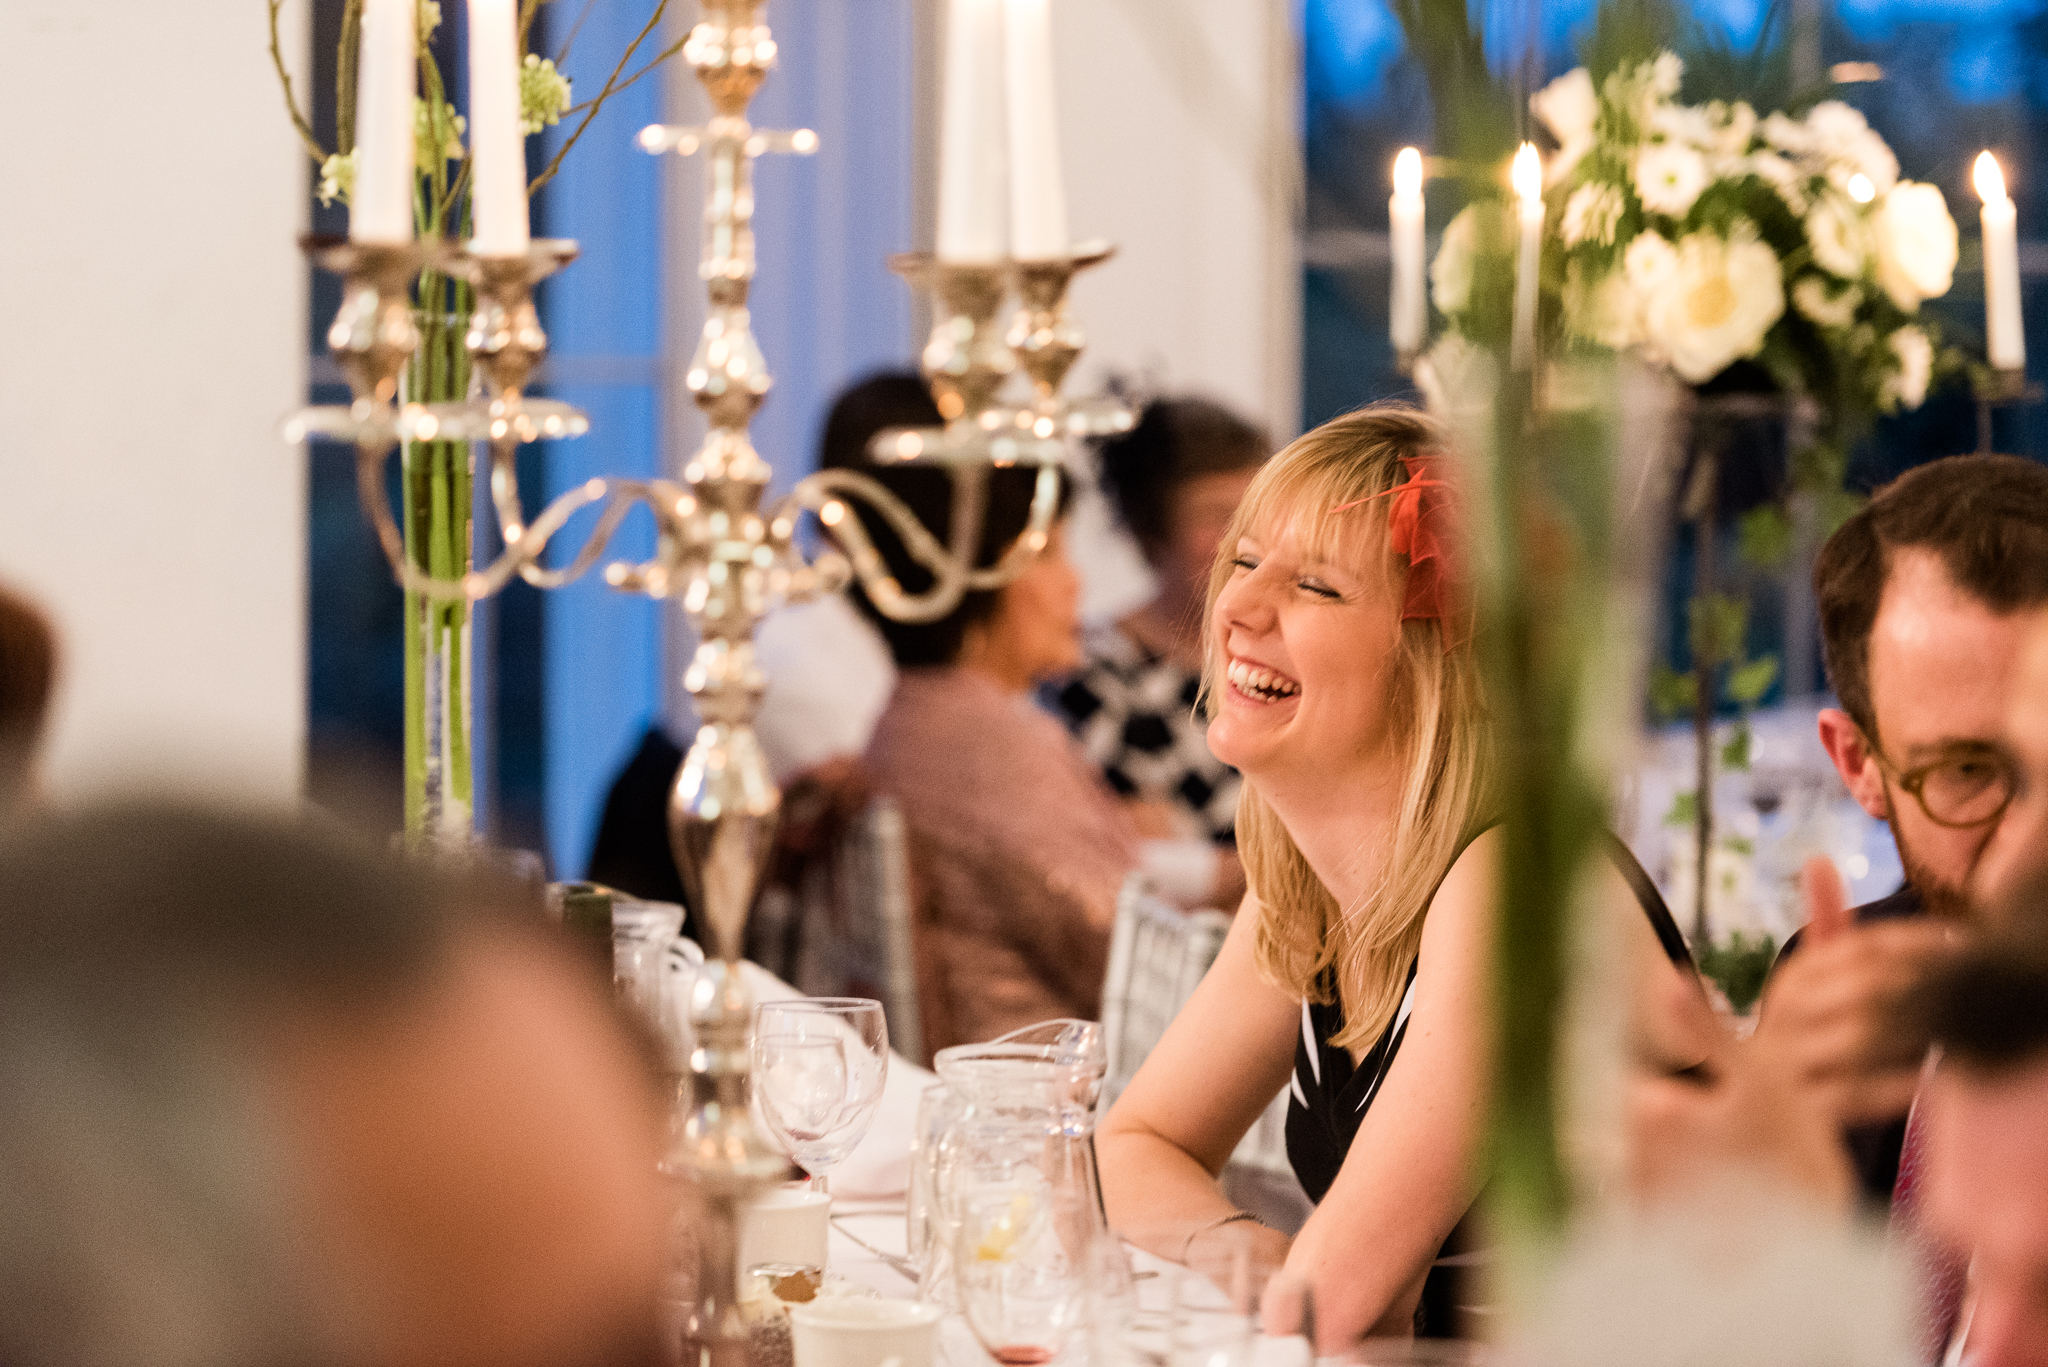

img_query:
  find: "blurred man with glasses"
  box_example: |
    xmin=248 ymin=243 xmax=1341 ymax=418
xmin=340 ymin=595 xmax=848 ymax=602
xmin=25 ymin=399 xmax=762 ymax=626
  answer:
xmin=1757 ymin=453 xmax=2048 ymax=1205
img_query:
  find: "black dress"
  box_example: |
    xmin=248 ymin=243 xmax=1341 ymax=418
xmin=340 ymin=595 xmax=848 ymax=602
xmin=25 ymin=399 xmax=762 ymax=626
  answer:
xmin=1282 ymin=834 xmax=1693 ymax=1335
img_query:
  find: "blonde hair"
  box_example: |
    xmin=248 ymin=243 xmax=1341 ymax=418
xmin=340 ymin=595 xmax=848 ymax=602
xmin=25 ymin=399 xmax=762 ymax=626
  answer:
xmin=1201 ymin=404 xmax=1492 ymax=1051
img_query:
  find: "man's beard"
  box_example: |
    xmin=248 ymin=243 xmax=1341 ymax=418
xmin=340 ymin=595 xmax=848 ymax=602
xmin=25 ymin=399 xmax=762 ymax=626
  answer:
xmin=1891 ymin=815 xmax=1973 ymax=921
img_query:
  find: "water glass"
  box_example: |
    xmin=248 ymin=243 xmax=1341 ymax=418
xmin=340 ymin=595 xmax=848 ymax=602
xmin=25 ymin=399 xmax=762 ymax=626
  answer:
xmin=751 ymin=997 xmax=888 ymax=1184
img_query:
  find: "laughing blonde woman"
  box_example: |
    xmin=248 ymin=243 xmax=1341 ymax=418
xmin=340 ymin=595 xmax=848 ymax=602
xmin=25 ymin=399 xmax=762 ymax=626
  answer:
xmin=1097 ymin=404 xmax=1705 ymax=1343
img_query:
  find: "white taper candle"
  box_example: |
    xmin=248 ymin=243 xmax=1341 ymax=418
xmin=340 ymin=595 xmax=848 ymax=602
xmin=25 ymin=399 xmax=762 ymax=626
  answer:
xmin=351 ymin=0 xmax=417 ymax=243
xmin=1976 ymin=151 xmax=2026 ymax=373
xmin=467 ymin=0 xmax=530 ymax=257
xmin=1004 ymin=0 xmax=1067 ymax=260
xmin=1510 ymin=143 xmax=1545 ymax=372
xmin=936 ymin=0 xmax=1009 ymax=261
xmin=1390 ymin=148 xmax=1427 ymax=356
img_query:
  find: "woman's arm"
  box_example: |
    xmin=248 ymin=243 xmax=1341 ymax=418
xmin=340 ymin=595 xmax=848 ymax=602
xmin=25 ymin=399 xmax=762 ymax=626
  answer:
xmin=1098 ymin=894 xmax=1299 ymax=1267
xmin=1283 ymin=829 xmax=1500 ymax=1343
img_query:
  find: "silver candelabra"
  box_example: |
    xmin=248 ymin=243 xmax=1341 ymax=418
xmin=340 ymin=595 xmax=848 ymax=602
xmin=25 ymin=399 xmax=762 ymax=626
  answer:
xmin=287 ymin=3 xmax=1128 ymax=1364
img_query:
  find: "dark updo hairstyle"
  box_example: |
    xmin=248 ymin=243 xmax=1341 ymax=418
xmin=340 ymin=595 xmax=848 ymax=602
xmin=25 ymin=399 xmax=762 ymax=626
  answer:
xmin=1096 ymin=397 xmax=1269 ymax=557
xmin=819 ymin=372 xmax=1071 ymax=668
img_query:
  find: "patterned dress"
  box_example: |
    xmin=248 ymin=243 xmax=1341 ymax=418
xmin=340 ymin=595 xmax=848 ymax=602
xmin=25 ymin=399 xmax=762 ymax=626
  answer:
xmin=1044 ymin=624 xmax=1240 ymax=844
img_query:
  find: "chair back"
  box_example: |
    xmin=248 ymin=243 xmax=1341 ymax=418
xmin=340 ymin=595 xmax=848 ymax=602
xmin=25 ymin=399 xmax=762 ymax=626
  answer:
xmin=790 ymin=797 xmax=924 ymax=1064
xmin=1100 ymin=872 xmax=1308 ymax=1229
xmin=1100 ymin=873 xmax=1232 ymax=1109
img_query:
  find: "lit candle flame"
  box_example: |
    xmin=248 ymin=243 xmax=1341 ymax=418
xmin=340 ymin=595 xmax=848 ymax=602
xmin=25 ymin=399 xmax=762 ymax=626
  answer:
xmin=1394 ymin=147 xmax=1424 ymax=199
xmin=1847 ymin=172 xmax=1876 ymax=205
xmin=1512 ymin=143 xmax=1543 ymax=204
xmin=1976 ymin=151 xmax=2009 ymax=206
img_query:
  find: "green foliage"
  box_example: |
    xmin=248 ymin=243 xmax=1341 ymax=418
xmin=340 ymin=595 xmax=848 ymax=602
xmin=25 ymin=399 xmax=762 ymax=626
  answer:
xmin=1649 ymin=662 xmax=1699 ymax=721
xmin=1736 ymin=505 xmax=1793 ymax=570
xmin=1665 ymin=789 xmax=1700 ymax=828
xmin=1698 ymin=931 xmax=1779 ymax=1013
xmin=1384 ymin=0 xmax=1515 ymax=174
xmin=1689 ymin=593 xmax=1750 ymax=668
xmin=1718 ymin=717 xmax=1753 ymax=770
xmin=1726 ymin=657 xmax=1779 ymax=707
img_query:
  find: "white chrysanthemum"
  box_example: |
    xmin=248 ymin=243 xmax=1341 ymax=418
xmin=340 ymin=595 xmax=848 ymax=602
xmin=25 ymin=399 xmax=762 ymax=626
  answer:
xmin=1649 ymin=52 xmax=1684 ymax=98
xmin=1792 ymin=276 xmax=1862 ymax=328
xmin=1871 ymin=182 xmax=1958 ymax=312
xmin=1760 ymin=110 xmax=1811 ymax=155
xmin=1563 ymin=260 xmax=1641 ymax=349
xmin=1414 ymin=334 xmax=1499 ymax=426
xmin=1532 ymin=68 xmax=1597 ymax=180
xmin=1804 ymin=195 xmax=1869 ymax=279
xmin=317 ymin=151 xmax=356 ymax=207
xmin=1430 ymin=205 xmax=1482 ymax=317
xmin=1640 ymin=228 xmax=1785 ymax=383
xmin=1624 ymin=231 xmax=1680 ymax=293
xmin=1650 ymin=102 xmax=1715 ymax=149
xmin=1747 ymin=151 xmax=1808 ymax=214
xmin=1637 ymin=142 xmax=1711 ymax=216
xmin=1561 ymin=182 xmax=1626 ymax=247
xmin=1880 ymin=325 xmax=1934 ymax=411
xmin=520 ymin=53 xmax=573 ymax=136
xmin=1805 ymin=101 xmax=1899 ymax=198
xmin=1708 ymin=101 xmax=1757 ymax=159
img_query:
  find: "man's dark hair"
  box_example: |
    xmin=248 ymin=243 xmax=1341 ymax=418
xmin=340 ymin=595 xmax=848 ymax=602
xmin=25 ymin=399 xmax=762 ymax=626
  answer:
xmin=819 ymin=373 xmax=1072 ymax=668
xmin=0 ymin=583 xmax=56 ymax=802
xmin=1923 ymin=943 xmax=2048 ymax=1076
xmin=1096 ymin=397 xmax=1268 ymax=554
xmin=1816 ymin=454 xmax=2048 ymax=739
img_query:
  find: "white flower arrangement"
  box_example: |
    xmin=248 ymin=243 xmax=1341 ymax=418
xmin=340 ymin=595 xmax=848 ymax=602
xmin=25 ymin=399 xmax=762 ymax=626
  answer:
xmin=1428 ymin=51 xmax=1961 ymax=466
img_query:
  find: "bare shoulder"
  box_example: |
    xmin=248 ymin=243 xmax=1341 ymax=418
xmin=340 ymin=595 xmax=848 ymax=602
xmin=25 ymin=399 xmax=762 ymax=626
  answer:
xmin=1415 ymin=827 xmax=1502 ymax=965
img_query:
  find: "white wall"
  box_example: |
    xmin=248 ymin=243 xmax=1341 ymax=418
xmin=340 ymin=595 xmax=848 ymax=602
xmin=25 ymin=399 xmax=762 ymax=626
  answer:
xmin=1057 ymin=0 xmax=1302 ymax=444
xmin=0 ymin=2 xmax=308 ymax=804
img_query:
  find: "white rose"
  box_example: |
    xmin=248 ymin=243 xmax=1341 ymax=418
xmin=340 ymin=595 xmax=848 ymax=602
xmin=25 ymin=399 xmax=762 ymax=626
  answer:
xmin=1430 ymin=205 xmax=1482 ymax=316
xmin=1804 ymin=194 xmax=1869 ymax=279
xmin=1880 ymin=325 xmax=1934 ymax=412
xmin=1637 ymin=142 xmax=1711 ymax=216
xmin=1532 ymin=68 xmax=1597 ymax=180
xmin=1872 ymin=182 xmax=1959 ymax=312
xmin=1792 ymin=275 xmax=1862 ymax=328
xmin=1561 ymin=182 xmax=1625 ymax=247
xmin=1709 ymin=101 xmax=1757 ymax=159
xmin=1563 ymin=260 xmax=1641 ymax=349
xmin=1640 ymin=228 xmax=1785 ymax=383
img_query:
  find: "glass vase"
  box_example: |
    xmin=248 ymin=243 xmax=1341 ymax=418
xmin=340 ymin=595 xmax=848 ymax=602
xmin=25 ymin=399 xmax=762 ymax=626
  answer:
xmin=400 ymin=295 xmax=478 ymax=852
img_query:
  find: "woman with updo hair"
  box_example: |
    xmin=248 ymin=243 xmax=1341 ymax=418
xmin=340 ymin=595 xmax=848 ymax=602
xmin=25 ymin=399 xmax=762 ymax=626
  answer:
xmin=852 ymin=450 xmax=1143 ymax=1056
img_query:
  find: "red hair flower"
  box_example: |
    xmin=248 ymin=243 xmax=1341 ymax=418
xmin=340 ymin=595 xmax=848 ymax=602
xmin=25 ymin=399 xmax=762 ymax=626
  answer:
xmin=1333 ymin=455 xmax=1469 ymax=649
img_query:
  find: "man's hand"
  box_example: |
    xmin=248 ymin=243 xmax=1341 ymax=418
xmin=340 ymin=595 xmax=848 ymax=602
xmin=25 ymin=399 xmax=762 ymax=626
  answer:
xmin=1754 ymin=857 xmax=1967 ymax=1124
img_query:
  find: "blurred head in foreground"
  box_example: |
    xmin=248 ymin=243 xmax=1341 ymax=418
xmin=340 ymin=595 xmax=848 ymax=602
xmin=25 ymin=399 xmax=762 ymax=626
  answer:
xmin=0 ymin=581 xmax=57 ymax=810
xmin=1814 ymin=454 xmax=2048 ymax=919
xmin=1922 ymin=943 xmax=2048 ymax=1367
xmin=0 ymin=802 xmax=669 ymax=1367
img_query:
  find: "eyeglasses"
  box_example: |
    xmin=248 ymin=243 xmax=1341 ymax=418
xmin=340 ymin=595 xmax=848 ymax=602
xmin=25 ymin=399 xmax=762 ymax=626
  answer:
xmin=1864 ymin=735 xmax=2018 ymax=830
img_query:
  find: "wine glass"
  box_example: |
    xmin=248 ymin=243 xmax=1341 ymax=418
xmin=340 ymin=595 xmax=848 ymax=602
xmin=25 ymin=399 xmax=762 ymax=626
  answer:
xmin=940 ymin=1124 xmax=1096 ymax=1365
xmin=751 ymin=997 xmax=888 ymax=1188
